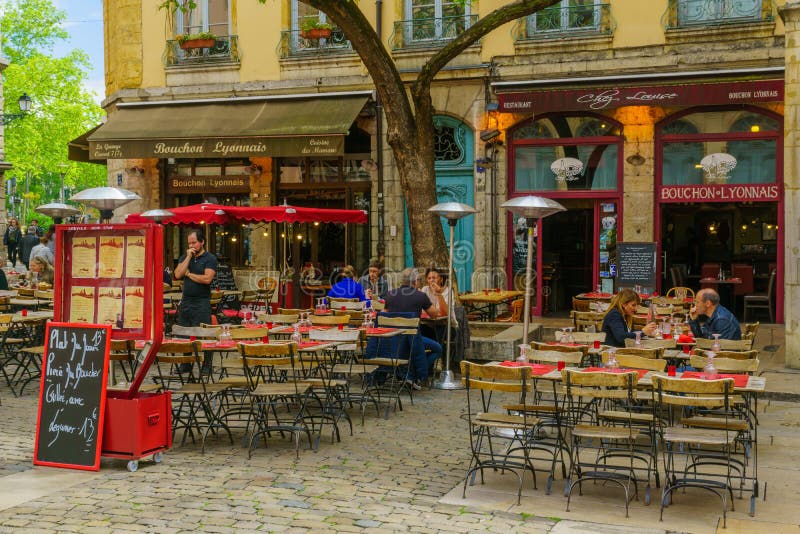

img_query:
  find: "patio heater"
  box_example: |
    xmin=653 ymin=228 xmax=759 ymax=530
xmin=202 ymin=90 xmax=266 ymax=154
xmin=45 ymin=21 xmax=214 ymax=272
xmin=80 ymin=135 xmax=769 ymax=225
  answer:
xmin=71 ymin=187 xmax=141 ymax=222
xmin=429 ymin=201 xmax=477 ymax=390
xmin=501 ymin=196 xmax=566 ymax=346
xmin=137 ymin=209 xmax=175 ymax=223
xmin=35 ymin=165 xmax=81 ymax=223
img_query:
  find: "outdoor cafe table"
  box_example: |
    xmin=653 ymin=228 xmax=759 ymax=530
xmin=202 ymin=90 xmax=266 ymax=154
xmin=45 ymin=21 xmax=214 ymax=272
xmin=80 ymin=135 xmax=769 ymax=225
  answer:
xmin=458 ymin=290 xmax=523 ymax=321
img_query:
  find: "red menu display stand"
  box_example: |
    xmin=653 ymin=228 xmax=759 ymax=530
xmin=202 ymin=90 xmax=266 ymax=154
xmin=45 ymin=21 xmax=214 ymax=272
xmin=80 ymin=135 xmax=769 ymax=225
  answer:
xmin=54 ymin=223 xmax=169 ymax=471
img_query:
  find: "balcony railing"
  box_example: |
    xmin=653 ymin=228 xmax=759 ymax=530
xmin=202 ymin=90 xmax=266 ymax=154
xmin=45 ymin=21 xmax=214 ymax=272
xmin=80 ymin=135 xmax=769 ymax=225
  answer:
xmin=277 ymin=28 xmax=353 ymax=59
xmin=164 ymin=35 xmax=240 ymax=67
xmin=663 ymin=0 xmax=773 ymax=29
xmin=513 ymin=3 xmax=614 ymax=41
xmin=389 ymin=14 xmax=478 ymax=50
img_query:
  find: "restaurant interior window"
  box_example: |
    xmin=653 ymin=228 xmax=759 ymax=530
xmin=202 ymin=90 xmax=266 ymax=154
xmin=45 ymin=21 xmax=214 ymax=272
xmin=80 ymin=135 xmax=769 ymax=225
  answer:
xmin=512 ymin=114 xmax=621 ymax=192
xmin=660 ymin=109 xmax=779 ymax=186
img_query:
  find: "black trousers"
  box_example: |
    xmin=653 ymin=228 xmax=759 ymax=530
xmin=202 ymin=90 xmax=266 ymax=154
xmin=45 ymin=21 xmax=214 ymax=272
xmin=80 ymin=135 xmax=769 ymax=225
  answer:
xmin=6 ymin=244 xmax=17 ymax=265
xmin=178 ymin=296 xmax=211 ymax=327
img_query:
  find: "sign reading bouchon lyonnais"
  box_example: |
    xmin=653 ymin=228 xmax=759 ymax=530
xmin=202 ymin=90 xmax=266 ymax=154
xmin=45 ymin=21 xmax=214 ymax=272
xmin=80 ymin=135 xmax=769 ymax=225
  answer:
xmin=659 ymin=184 xmax=780 ymax=203
xmin=498 ymin=79 xmax=783 ymax=113
xmin=89 ymin=135 xmax=344 ymax=160
xmin=167 ymin=175 xmax=251 ymax=194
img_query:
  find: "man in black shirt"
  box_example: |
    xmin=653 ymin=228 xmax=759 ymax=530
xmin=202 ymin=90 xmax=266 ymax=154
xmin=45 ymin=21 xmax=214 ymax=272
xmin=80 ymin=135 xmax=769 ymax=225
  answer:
xmin=174 ymin=229 xmax=217 ymax=327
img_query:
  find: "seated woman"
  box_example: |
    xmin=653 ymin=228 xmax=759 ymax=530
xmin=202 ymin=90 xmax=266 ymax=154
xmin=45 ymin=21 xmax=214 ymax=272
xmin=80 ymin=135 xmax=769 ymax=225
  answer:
xmin=420 ymin=267 xmax=458 ymax=328
xmin=29 ymin=256 xmax=55 ymax=286
xmin=601 ymin=288 xmax=657 ymax=347
xmin=327 ymin=265 xmax=367 ymax=301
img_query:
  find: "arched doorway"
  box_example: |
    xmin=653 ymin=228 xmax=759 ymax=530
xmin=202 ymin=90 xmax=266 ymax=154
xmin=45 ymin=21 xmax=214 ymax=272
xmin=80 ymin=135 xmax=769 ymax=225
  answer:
xmin=404 ymin=115 xmax=475 ymax=290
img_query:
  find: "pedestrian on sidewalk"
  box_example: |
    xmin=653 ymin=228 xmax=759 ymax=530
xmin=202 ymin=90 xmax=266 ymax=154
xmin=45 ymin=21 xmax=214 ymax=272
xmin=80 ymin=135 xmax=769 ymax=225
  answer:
xmin=18 ymin=226 xmax=39 ymax=269
xmin=3 ymin=218 xmax=21 ymax=266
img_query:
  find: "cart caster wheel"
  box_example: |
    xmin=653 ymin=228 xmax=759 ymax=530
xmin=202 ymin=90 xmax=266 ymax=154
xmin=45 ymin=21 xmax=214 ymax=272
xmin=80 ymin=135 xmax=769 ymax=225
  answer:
xmin=546 ymin=476 xmax=553 ymax=495
xmin=644 ymin=485 xmax=651 ymax=506
xmin=127 ymin=460 xmax=139 ymax=472
xmin=153 ymin=452 xmax=163 ymax=464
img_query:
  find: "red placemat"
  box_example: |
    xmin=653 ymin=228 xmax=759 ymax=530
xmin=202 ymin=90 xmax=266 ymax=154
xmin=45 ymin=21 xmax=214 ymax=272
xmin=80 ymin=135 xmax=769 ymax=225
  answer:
xmin=365 ymin=327 xmax=397 ymax=335
xmin=499 ymin=362 xmax=556 ymax=376
xmin=582 ymin=292 xmax=612 ymax=298
xmin=677 ymin=335 xmax=695 ymax=343
xmin=583 ymin=367 xmax=648 ymax=379
xmin=679 ymin=372 xmax=749 ymax=388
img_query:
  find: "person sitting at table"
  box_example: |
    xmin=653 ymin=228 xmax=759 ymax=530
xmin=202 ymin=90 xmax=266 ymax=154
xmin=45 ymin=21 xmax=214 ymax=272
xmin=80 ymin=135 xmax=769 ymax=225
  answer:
xmin=0 ymin=268 xmax=8 ymax=291
xmin=383 ymin=267 xmax=443 ymax=388
xmin=29 ymin=256 xmax=55 ymax=286
xmin=601 ymin=288 xmax=658 ymax=347
xmin=421 ymin=267 xmax=458 ymax=328
xmin=358 ymin=259 xmax=389 ymax=300
xmin=688 ymin=288 xmax=741 ymax=340
xmin=327 ymin=265 xmax=367 ymax=301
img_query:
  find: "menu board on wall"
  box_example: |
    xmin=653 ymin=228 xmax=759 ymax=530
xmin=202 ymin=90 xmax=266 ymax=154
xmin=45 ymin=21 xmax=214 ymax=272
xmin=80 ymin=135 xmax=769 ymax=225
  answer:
xmin=616 ymin=242 xmax=657 ymax=290
xmin=33 ymin=323 xmax=111 ymax=471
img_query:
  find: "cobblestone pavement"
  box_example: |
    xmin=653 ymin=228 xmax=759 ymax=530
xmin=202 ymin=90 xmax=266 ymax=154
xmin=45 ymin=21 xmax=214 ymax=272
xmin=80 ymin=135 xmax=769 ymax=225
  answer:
xmin=0 ymin=381 xmax=561 ymax=533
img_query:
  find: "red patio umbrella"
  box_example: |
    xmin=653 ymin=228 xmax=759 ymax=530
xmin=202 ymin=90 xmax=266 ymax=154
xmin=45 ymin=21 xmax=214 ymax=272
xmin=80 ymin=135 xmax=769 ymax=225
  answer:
xmin=224 ymin=204 xmax=367 ymax=224
xmin=125 ymin=202 xmax=231 ymax=225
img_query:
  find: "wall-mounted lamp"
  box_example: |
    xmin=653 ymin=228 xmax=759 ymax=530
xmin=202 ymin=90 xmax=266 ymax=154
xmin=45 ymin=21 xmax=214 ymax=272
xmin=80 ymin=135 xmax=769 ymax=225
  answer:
xmin=626 ymin=153 xmax=646 ymax=166
xmin=480 ymin=128 xmax=501 ymax=142
xmin=0 ymin=93 xmax=32 ymax=125
xmin=246 ymin=163 xmax=262 ymax=177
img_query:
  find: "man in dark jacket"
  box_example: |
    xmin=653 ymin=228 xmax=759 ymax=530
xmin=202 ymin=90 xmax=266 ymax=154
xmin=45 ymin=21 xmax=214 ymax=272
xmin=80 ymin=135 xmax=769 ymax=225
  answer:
xmin=19 ymin=226 xmax=39 ymax=269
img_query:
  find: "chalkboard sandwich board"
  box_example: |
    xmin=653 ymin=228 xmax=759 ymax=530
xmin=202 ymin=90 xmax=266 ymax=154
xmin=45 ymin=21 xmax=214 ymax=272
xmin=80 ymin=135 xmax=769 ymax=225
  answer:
xmin=616 ymin=242 xmax=657 ymax=291
xmin=34 ymin=323 xmax=111 ymax=471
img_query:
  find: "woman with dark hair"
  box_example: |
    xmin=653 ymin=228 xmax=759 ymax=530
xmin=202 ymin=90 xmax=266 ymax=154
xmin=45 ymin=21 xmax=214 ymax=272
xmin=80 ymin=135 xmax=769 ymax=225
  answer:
xmin=327 ymin=264 xmax=367 ymax=301
xmin=601 ymin=288 xmax=658 ymax=347
xmin=3 ymin=218 xmax=21 ymax=266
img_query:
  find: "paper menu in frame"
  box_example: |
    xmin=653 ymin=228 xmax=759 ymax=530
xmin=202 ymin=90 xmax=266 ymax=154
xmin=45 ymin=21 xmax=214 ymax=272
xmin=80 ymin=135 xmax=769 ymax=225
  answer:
xmin=97 ymin=287 xmax=123 ymax=325
xmin=71 ymin=238 xmax=97 ymax=278
xmin=123 ymin=287 xmax=145 ymax=329
xmin=69 ymin=286 xmax=96 ymax=323
xmin=98 ymin=237 xmax=125 ymax=278
xmin=125 ymin=236 xmax=146 ymax=277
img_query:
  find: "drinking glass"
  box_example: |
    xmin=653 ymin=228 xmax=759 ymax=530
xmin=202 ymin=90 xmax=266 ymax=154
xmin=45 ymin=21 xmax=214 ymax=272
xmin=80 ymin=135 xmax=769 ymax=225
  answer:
xmin=634 ymin=331 xmax=642 ymax=347
xmin=712 ymin=333 xmax=721 ymax=353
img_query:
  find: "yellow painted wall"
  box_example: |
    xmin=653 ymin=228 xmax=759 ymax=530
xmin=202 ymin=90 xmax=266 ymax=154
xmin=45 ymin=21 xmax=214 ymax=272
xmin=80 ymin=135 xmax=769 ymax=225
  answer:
xmin=141 ymin=0 xmax=167 ymax=88
xmin=237 ymin=0 xmax=282 ymax=80
xmin=478 ymin=0 xmax=519 ymax=60
xmin=613 ymin=0 xmax=668 ymax=47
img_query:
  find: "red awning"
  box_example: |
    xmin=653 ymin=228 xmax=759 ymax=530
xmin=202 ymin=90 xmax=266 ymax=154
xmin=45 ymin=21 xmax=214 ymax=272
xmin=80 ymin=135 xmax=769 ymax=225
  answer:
xmin=125 ymin=203 xmax=367 ymax=225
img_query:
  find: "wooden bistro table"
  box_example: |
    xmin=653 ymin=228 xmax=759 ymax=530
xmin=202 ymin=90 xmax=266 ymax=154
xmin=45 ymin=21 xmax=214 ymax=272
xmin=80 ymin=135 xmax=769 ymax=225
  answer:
xmin=459 ymin=290 xmax=523 ymax=321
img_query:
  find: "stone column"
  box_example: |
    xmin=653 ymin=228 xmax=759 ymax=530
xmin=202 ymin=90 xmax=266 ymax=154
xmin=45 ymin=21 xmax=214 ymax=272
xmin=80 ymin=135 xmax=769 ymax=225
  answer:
xmin=780 ymin=1 xmax=800 ymax=368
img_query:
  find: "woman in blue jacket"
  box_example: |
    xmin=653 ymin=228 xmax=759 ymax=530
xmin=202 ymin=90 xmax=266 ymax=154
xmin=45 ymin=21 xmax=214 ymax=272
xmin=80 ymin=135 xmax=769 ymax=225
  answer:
xmin=327 ymin=265 xmax=367 ymax=301
xmin=601 ymin=288 xmax=658 ymax=347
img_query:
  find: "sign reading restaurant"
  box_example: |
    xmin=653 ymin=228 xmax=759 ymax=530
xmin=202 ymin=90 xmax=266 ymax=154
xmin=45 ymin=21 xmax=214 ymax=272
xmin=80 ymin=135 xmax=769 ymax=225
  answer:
xmin=88 ymin=135 xmax=345 ymax=160
xmin=659 ymin=184 xmax=780 ymax=203
xmin=497 ymin=79 xmax=784 ymax=112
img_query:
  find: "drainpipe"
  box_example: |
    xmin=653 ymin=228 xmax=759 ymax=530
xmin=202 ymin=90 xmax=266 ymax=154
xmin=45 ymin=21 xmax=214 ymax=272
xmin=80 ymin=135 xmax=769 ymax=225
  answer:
xmin=375 ymin=0 xmax=386 ymax=263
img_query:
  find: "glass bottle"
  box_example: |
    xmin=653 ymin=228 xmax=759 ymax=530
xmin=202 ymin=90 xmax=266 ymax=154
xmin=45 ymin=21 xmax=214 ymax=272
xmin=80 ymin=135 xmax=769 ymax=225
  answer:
xmin=712 ymin=333 xmax=721 ymax=353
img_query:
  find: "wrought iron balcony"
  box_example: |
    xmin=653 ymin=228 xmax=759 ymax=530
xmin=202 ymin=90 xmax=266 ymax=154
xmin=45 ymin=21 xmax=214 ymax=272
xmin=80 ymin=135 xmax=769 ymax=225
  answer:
xmin=164 ymin=35 xmax=240 ymax=67
xmin=663 ymin=0 xmax=773 ymax=29
xmin=277 ymin=28 xmax=353 ymax=59
xmin=389 ymin=14 xmax=478 ymax=50
xmin=513 ymin=3 xmax=614 ymax=41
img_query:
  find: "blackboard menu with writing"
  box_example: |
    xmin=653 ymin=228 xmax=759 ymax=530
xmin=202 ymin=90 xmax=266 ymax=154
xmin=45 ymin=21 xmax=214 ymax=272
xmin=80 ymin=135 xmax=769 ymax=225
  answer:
xmin=616 ymin=242 xmax=657 ymax=289
xmin=34 ymin=323 xmax=111 ymax=471
xmin=213 ymin=263 xmax=237 ymax=291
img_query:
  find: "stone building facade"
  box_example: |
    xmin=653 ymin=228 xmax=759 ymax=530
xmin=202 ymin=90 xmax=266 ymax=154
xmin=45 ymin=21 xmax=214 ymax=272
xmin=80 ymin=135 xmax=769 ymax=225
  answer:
xmin=85 ymin=0 xmax=800 ymax=364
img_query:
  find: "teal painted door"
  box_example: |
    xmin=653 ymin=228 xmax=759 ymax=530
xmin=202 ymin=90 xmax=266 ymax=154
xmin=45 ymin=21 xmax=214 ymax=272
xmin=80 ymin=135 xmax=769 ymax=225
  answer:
xmin=404 ymin=116 xmax=475 ymax=290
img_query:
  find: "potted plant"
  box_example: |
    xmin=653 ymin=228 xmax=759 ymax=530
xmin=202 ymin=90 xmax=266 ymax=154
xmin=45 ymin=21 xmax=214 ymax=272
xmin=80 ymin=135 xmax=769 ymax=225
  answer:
xmin=176 ymin=31 xmax=217 ymax=50
xmin=300 ymin=19 xmax=334 ymax=40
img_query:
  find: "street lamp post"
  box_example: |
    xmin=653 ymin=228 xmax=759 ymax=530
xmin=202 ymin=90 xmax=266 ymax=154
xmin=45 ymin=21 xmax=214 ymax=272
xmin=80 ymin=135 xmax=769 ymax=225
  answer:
xmin=428 ymin=201 xmax=477 ymax=390
xmin=501 ymin=196 xmax=566 ymax=346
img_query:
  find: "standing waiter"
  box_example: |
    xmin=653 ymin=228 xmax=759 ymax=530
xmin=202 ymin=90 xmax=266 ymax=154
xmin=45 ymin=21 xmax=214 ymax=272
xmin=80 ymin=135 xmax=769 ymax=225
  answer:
xmin=174 ymin=229 xmax=217 ymax=327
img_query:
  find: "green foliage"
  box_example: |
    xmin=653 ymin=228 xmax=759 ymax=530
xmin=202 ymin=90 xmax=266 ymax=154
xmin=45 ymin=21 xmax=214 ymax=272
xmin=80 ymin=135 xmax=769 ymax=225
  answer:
xmin=300 ymin=19 xmax=334 ymax=32
xmin=1 ymin=0 xmax=107 ymax=225
xmin=176 ymin=31 xmax=217 ymax=43
xmin=158 ymin=0 xmax=197 ymax=14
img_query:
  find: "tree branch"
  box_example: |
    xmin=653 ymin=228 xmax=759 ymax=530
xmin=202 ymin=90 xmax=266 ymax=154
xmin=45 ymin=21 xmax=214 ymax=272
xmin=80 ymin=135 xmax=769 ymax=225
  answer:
xmin=413 ymin=0 xmax=561 ymax=97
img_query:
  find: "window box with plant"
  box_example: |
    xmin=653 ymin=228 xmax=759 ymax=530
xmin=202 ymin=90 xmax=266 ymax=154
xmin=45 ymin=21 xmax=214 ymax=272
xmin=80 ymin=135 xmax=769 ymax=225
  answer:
xmin=300 ymin=19 xmax=334 ymax=39
xmin=177 ymin=31 xmax=217 ymax=49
